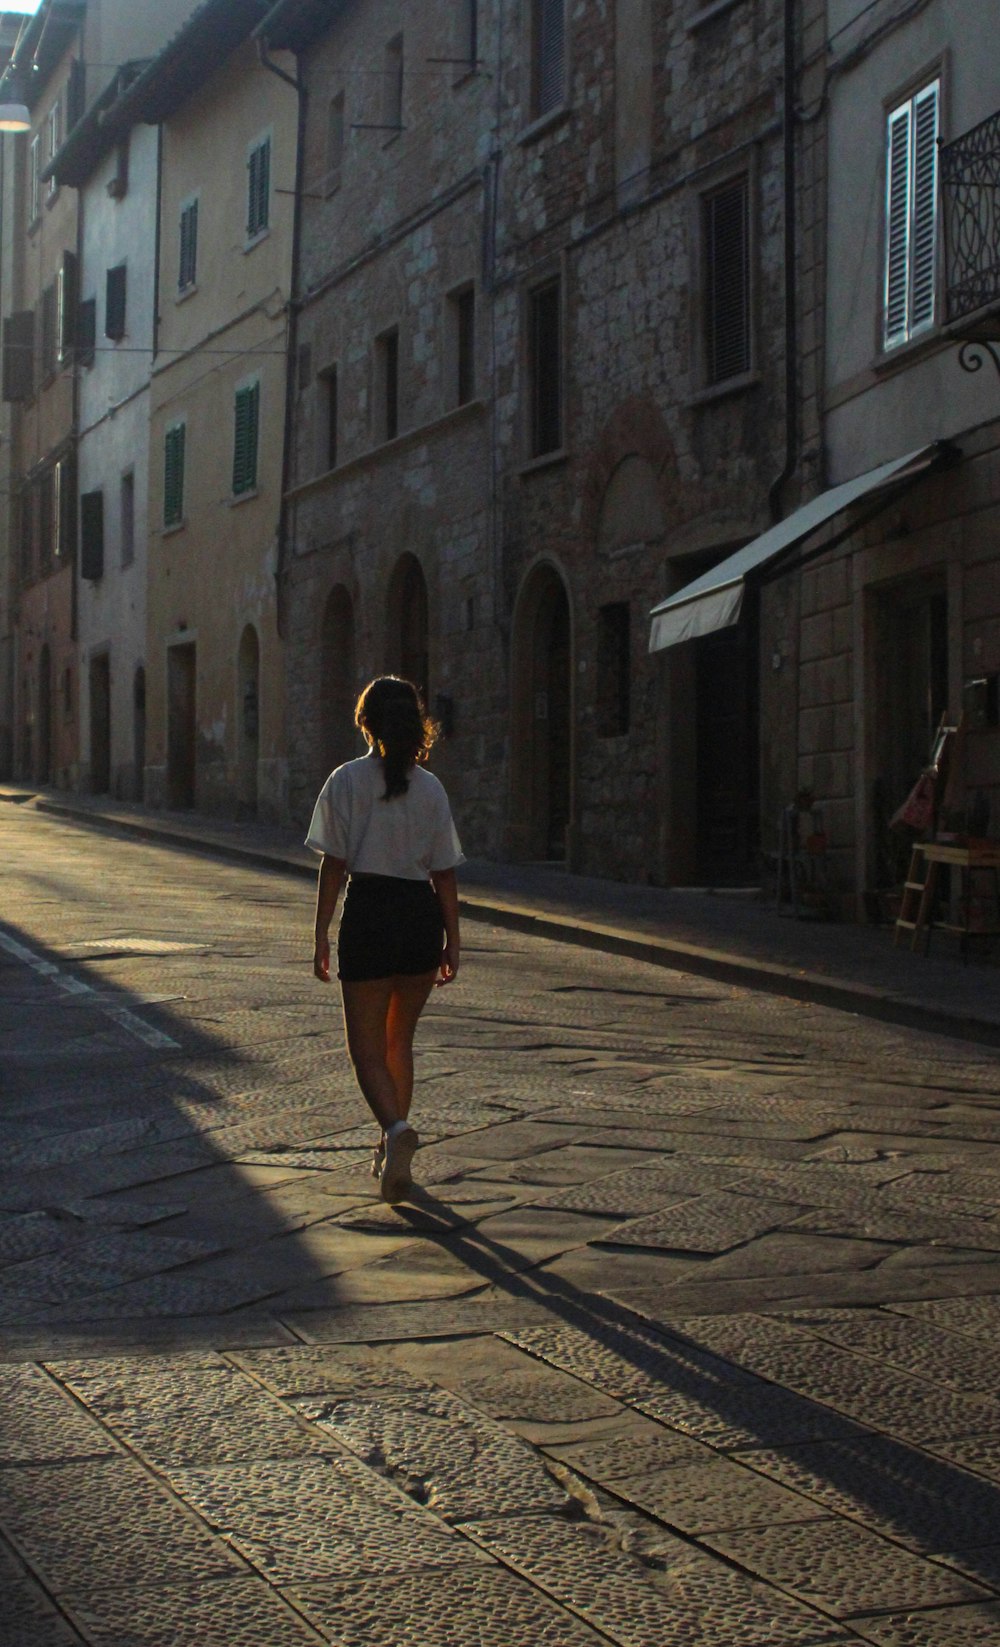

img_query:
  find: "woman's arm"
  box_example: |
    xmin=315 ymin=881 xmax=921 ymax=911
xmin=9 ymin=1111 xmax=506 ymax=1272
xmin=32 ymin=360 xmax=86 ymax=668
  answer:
xmin=430 ymin=867 xmax=460 ymax=986
xmin=313 ymin=854 xmax=347 ymax=981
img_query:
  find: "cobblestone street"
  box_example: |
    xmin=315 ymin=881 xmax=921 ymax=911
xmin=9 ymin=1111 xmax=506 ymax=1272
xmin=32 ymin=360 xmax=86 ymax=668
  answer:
xmin=4 ymin=801 xmax=1000 ymax=1645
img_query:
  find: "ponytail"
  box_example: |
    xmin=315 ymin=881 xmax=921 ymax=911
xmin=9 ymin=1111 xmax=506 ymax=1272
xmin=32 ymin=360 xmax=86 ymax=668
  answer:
xmin=355 ymin=676 xmax=438 ymax=799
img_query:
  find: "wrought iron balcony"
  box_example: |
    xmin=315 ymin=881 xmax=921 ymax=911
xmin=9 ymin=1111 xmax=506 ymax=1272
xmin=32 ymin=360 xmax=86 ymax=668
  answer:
xmin=941 ymin=108 xmax=1000 ymax=340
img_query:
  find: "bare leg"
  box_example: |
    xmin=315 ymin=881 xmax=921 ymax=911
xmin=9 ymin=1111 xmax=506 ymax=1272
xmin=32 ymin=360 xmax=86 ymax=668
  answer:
xmin=341 ymin=970 xmax=436 ymax=1132
xmin=341 ymin=978 xmax=403 ymax=1132
xmin=385 ymin=971 xmax=437 ymax=1122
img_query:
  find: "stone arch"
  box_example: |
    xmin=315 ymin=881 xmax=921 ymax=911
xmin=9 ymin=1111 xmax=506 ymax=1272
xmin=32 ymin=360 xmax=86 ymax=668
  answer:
xmin=580 ymin=395 xmax=680 ymax=546
xmin=319 ymin=583 xmax=357 ymax=779
xmin=509 ymin=560 xmax=574 ymax=862
xmin=597 ymin=454 xmax=667 ymax=556
xmin=386 ymin=552 xmax=429 ymax=698
xmin=237 ymin=624 xmax=260 ymax=814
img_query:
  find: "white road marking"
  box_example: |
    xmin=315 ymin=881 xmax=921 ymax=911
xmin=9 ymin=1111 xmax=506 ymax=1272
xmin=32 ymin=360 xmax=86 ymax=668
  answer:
xmin=0 ymin=928 xmax=181 ymax=1050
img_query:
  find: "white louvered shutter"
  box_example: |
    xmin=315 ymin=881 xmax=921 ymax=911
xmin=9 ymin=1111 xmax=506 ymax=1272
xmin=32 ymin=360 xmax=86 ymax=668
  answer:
xmin=909 ymin=82 xmax=939 ymax=334
xmin=884 ymin=103 xmax=912 ymax=348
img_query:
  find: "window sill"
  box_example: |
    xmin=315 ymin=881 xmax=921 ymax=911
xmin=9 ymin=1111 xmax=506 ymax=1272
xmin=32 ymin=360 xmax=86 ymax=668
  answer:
xmin=244 ymin=227 xmax=270 ymax=254
xmin=287 ymin=398 xmax=486 ymax=499
xmin=520 ymin=445 xmax=569 ymax=477
xmin=451 ymin=65 xmax=478 ymax=90
xmin=872 ymin=325 xmax=943 ymax=376
xmin=176 ymin=283 xmax=198 ymax=304
xmin=229 ymin=487 xmax=259 ymax=507
xmin=686 ymin=370 xmax=760 ymax=408
xmin=162 ymin=520 xmax=186 ymax=537
xmin=688 ymin=0 xmax=745 ymax=31
xmin=518 ymin=104 xmax=571 ymax=147
xmin=45 ymin=186 xmax=60 ymax=210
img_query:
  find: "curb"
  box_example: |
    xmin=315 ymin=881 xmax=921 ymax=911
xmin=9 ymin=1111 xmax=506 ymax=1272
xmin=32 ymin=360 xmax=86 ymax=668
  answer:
xmin=15 ymin=790 xmax=1000 ymax=1050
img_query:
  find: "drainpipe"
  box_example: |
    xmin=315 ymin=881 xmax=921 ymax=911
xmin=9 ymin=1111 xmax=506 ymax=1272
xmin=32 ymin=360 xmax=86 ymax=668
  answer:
xmin=256 ymin=36 xmax=304 ymax=643
xmin=768 ymin=0 xmax=798 ymax=523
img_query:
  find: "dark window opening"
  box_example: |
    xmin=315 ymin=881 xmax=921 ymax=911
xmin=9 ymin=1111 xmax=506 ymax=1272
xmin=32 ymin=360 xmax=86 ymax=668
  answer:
xmin=533 ymin=0 xmax=565 ymax=118
xmin=105 ymin=263 xmax=127 ymax=341
xmin=378 ymin=328 xmax=399 ymax=441
xmin=323 ymin=367 xmax=339 ymax=469
xmin=703 ymin=176 xmax=751 ymax=384
xmin=528 ymin=277 xmax=562 ymax=456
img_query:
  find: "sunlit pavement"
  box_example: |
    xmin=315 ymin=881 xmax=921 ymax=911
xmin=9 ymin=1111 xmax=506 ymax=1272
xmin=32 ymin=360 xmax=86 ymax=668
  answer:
xmin=3 ymin=799 xmax=1000 ymax=1646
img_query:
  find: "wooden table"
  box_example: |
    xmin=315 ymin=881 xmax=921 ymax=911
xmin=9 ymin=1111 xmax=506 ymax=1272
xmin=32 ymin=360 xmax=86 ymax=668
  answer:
xmin=895 ymin=841 xmax=1000 ymax=957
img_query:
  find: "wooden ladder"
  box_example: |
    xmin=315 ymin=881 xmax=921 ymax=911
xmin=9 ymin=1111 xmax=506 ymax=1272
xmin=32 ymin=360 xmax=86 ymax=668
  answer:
xmin=894 ymin=844 xmax=939 ymax=951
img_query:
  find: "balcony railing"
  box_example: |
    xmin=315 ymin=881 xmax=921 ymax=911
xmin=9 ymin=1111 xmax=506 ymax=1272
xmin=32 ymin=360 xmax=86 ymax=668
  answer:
xmin=941 ymin=108 xmax=1000 ymax=335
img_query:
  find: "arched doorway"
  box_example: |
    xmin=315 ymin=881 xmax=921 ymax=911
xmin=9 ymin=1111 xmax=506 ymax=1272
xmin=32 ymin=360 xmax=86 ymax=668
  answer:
xmin=510 ymin=564 xmax=573 ymax=861
xmin=133 ymin=666 xmax=146 ymax=802
xmin=37 ymin=645 xmax=52 ymax=785
xmin=319 ymin=584 xmax=357 ymax=781
xmin=386 ymin=553 xmax=429 ymax=698
xmin=237 ymin=625 xmax=260 ymax=815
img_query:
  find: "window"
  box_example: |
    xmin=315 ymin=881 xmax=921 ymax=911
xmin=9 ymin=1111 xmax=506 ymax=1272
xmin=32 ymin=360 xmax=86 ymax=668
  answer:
xmin=377 ymin=327 xmax=400 ymax=441
xmin=247 ymin=135 xmax=271 ymax=239
xmin=326 ymin=93 xmax=345 ymax=193
xmin=57 ymin=250 xmax=77 ymax=364
xmin=80 ymin=489 xmax=105 ymax=581
xmin=531 ymin=0 xmax=565 ymax=119
xmin=232 ymin=380 xmax=260 ymax=496
xmin=596 ymin=603 xmax=631 ymax=737
xmin=29 ymin=135 xmax=41 ymax=223
xmin=702 ymin=174 xmax=751 ymax=384
xmin=120 ymin=469 xmax=135 ymax=567
xmin=453 ymin=285 xmax=476 ymax=406
xmin=884 ymin=80 xmax=940 ymax=350
xmin=40 ymin=283 xmax=58 ymax=381
xmin=46 ymin=97 xmax=61 ymax=198
xmin=19 ymin=484 xmax=36 ymax=581
xmin=383 ymin=34 xmax=404 ymax=134
xmin=66 ymin=58 xmax=85 ymax=128
xmin=105 ymin=263 xmax=127 ymax=341
xmin=527 ymin=276 xmax=562 ymax=456
xmin=163 ymin=421 xmax=186 ymax=528
xmin=320 ymin=366 xmax=338 ymax=469
xmin=3 ymin=310 xmax=35 ymax=401
xmin=38 ymin=469 xmax=54 ymax=568
xmin=55 ymin=455 xmax=76 ymax=561
xmin=179 ymin=197 xmax=198 ymax=291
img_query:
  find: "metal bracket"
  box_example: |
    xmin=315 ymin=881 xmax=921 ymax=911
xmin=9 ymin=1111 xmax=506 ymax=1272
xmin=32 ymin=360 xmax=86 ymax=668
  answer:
xmin=957 ymin=339 xmax=1000 ymax=381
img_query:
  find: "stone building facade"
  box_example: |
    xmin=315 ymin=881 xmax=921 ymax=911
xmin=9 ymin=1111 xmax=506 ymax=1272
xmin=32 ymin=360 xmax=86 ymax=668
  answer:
xmin=263 ymin=0 xmax=803 ymax=886
xmin=789 ymin=0 xmax=1000 ymax=912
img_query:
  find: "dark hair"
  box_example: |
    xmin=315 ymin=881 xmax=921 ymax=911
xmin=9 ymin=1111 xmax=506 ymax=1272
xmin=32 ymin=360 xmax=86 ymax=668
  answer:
xmin=355 ymin=676 xmax=437 ymax=799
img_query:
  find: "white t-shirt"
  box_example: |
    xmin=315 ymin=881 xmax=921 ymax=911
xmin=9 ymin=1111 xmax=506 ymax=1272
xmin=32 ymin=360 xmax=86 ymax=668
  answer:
xmin=306 ymin=754 xmax=464 ymax=880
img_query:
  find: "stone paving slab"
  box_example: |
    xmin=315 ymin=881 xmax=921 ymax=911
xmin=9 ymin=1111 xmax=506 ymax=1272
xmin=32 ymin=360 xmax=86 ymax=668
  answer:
xmin=463 ymin=1514 xmax=855 ymax=1646
xmin=5 ymin=1578 xmax=85 ymax=1646
xmin=851 ymin=1604 xmax=1000 ymax=1647
xmin=737 ymin=1434 xmax=1000 ymax=1551
xmin=0 ymin=1365 xmax=117 ymax=1464
xmin=53 ymin=1363 xmax=320 ymax=1468
xmin=602 ymin=1189 xmax=804 ymax=1253
xmin=701 ymin=1518 xmax=987 ymax=1618
xmin=166 ymin=1455 xmax=482 ymax=1584
xmin=290 ymin=1565 xmax=610 ymax=1646
xmin=229 ymin=1343 xmax=434 ymax=1398
xmin=599 ymin=1455 xmax=830 ymax=1533
xmin=785 ymin=1307 xmax=1000 ymax=1395
xmin=0 ymin=1458 xmax=239 ymax=1601
xmin=302 ymin=1387 xmax=571 ymax=1521
xmin=66 ymin=1580 xmax=329 ymax=1647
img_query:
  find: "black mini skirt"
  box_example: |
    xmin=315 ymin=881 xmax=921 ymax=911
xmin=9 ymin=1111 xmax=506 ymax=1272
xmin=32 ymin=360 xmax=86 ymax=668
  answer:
xmin=337 ymin=874 xmax=443 ymax=983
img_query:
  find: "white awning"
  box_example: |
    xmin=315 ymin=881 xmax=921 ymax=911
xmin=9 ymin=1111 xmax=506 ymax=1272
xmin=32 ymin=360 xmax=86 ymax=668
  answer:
xmin=648 ymin=444 xmax=945 ymax=654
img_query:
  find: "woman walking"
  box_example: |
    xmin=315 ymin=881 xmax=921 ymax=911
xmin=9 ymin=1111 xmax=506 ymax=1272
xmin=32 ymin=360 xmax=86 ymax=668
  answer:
xmin=308 ymin=676 xmax=462 ymax=1203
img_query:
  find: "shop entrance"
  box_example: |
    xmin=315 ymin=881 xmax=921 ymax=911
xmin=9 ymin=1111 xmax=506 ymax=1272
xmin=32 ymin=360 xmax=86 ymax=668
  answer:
xmin=166 ymin=643 xmax=196 ymax=808
xmin=89 ymin=654 xmax=111 ymax=793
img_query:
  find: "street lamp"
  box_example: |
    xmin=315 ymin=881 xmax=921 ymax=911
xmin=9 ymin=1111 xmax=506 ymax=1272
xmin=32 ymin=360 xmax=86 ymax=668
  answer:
xmin=0 ymin=67 xmax=30 ymax=133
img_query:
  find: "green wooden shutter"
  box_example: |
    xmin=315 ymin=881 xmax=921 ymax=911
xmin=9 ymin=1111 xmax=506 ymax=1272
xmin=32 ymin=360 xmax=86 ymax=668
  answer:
xmin=884 ymin=103 xmax=912 ymax=348
xmin=179 ymin=200 xmax=198 ymax=290
xmin=80 ymin=489 xmax=105 ymax=580
xmin=164 ymin=423 xmax=185 ymax=527
xmin=910 ymin=83 xmax=939 ymax=334
xmin=247 ymin=139 xmax=270 ymax=237
xmin=232 ymin=382 xmax=260 ymax=496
